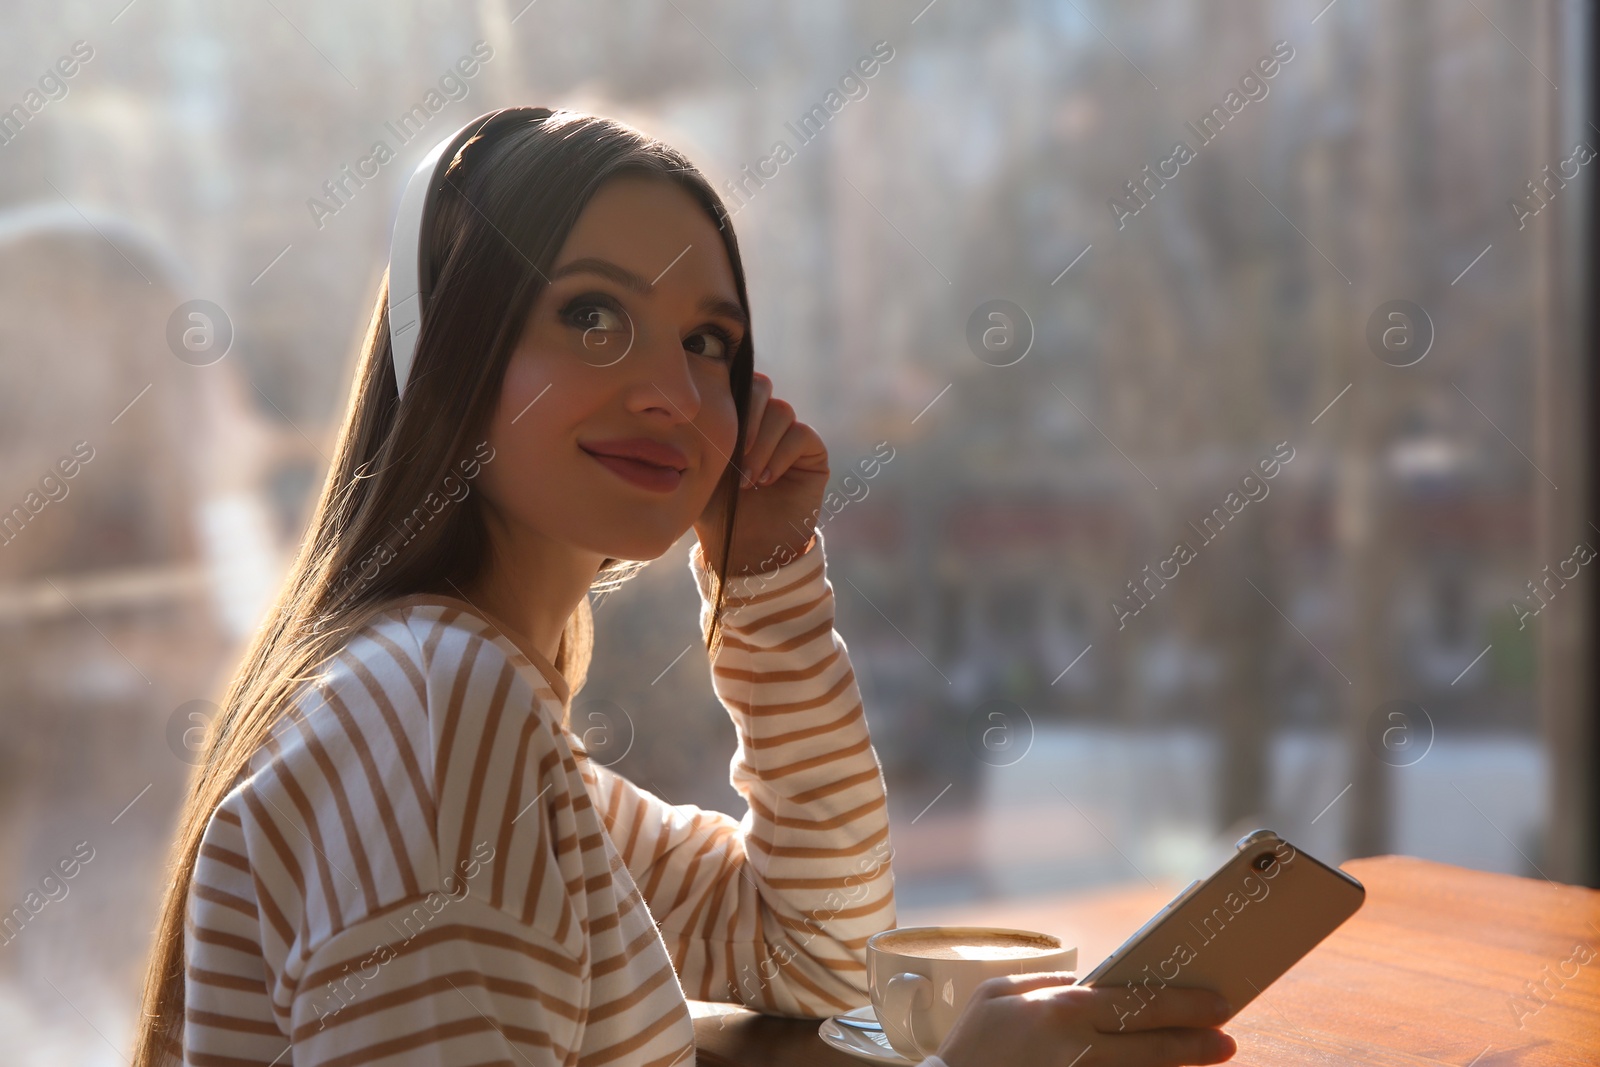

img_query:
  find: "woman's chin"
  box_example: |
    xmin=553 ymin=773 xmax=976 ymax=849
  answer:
xmin=590 ymin=530 xmax=688 ymax=565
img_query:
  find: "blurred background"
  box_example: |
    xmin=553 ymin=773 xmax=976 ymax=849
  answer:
xmin=0 ymin=0 xmax=1593 ymax=1060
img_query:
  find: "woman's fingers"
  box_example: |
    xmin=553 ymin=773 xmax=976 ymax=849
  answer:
xmin=1085 ymin=986 xmax=1230 ymax=1034
xmin=739 ymin=372 xmax=773 ymax=487
xmin=742 ymin=394 xmax=794 ymax=486
xmin=756 ymin=418 xmax=827 ymax=486
xmin=1093 ymin=1027 xmax=1236 ymax=1067
xmin=1002 ymin=981 xmax=1233 ymax=1063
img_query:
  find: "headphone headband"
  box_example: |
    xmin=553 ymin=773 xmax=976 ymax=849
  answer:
xmin=387 ymin=107 xmax=546 ymax=399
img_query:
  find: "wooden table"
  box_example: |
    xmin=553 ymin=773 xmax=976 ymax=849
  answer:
xmin=690 ymin=856 xmax=1600 ymax=1065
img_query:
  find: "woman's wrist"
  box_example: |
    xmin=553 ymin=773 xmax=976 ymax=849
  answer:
xmin=730 ymin=530 xmax=815 ymax=576
xmin=688 ymin=526 xmax=825 ymax=617
xmin=692 ymin=515 xmax=818 ymax=579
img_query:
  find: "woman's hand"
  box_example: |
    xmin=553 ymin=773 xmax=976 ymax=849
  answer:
xmin=694 ymin=371 xmax=829 ymax=576
xmin=934 ymin=972 xmax=1237 ymax=1067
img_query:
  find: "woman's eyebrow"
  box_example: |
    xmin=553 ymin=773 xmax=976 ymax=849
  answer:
xmin=549 ymin=256 xmax=748 ymax=330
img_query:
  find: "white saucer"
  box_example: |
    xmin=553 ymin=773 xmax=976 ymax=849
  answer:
xmin=817 ymin=1005 xmax=917 ymax=1064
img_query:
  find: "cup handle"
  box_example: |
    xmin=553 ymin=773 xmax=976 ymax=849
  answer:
xmin=881 ymin=971 xmax=936 ymax=1059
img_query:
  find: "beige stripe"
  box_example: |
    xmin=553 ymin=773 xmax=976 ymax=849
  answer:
xmin=730 ymin=590 xmax=826 ymax=635
xmin=342 ymin=636 xmax=439 ymax=856
xmin=718 ymin=617 xmax=832 ymax=655
xmin=723 ymin=888 xmax=740 ymax=1004
xmin=746 ymin=789 xmax=884 ymax=832
xmin=790 ymin=766 xmax=879 ymax=804
xmin=576 ymin=998 xmax=689 ymax=1065
xmin=416 ymin=607 xmax=452 ymax=663
xmin=763 ymin=823 xmax=889 ymax=861
xmin=238 ymin=783 xmax=310 ymax=943
xmin=457 ymin=657 xmax=516 ymax=877
xmin=582 ymin=866 xmax=616 ymax=898
xmin=721 ymin=557 xmax=820 ymax=606
xmin=519 ymin=800 xmax=556 ymax=929
xmin=765 ymin=860 xmax=892 ymax=891
xmin=714 ymin=646 xmax=840 ymax=684
xmin=292 ymin=968 xmax=582 ymax=1042
xmin=188 ymin=1045 xmax=288 ymax=1067
xmin=600 ymin=773 xmax=625 ymax=841
xmin=256 ymin=738 xmax=350 ymax=926
xmin=720 ymin=673 xmax=856 ymax=718
xmin=656 ymin=869 xmax=721 ymax=947
xmin=587 ymin=910 xmax=620 ymax=938
xmin=721 ymin=937 xmax=738 ymax=1004
xmin=619 ymin=793 xmax=648 ymax=867
xmin=741 ymin=703 xmax=862 ymax=750
xmin=391 ymin=594 xmax=573 ymax=706
xmin=186 ymin=966 xmax=265 ymax=993
xmin=555 ymin=860 xmax=582 ymax=946
xmin=357 ymin=628 xmax=427 ymax=708
xmin=198 ymin=842 xmax=250 ymax=874
xmin=433 ymin=632 xmax=483 ymax=803
xmin=585 ymin=957 xmax=675 ymax=1021
xmin=780 ymin=921 xmax=878 ymax=953
xmin=247 ymin=865 xmax=296 ymax=952
xmin=299 ymin=920 xmax=583 ymax=992
xmin=740 ymin=735 xmax=872 ymax=780
xmin=764 ymin=947 xmax=856 ymax=1014
xmin=192 ymin=882 xmax=259 ymax=923
xmin=288 ymin=700 xmax=381 ymax=913
xmin=638 ymin=813 xmax=674 ymax=898
xmin=187 ymin=1008 xmax=281 ymax=1036
xmin=189 ymin=921 xmax=262 ymax=958
xmin=694 ymin=845 xmax=735 ymax=945
xmin=590 ymin=918 xmax=670 ymax=979
xmin=775 ymin=893 xmax=893 ymax=929
xmin=312 ymin=1015 xmax=559 ymax=1067
xmin=662 ymin=866 xmax=721 ymax=952
xmin=492 ymin=709 xmax=545 ymax=911
xmin=656 ymin=819 xmax=735 ymax=921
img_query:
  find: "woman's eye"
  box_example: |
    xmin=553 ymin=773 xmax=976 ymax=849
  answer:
xmin=559 ymin=296 xmax=629 ymax=338
xmin=685 ymin=328 xmax=736 ymax=361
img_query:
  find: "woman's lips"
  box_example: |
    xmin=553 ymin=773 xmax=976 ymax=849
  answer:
xmin=580 ymin=442 xmax=685 ymax=494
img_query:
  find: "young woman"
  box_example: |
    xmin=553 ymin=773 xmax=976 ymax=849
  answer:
xmin=133 ymin=108 xmax=1236 ymax=1067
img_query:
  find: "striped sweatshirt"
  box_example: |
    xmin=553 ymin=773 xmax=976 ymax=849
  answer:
xmin=180 ymin=531 xmax=909 ymax=1066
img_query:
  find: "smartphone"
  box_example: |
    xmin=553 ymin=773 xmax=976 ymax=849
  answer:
xmin=1078 ymin=829 xmax=1364 ymax=1028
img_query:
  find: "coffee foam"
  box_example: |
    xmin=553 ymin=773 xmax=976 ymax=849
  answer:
xmin=881 ymin=931 xmax=1060 ymax=961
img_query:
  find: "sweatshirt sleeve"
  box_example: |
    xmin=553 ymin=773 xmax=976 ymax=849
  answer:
xmin=583 ymin=529 xmax=897 ymax=1018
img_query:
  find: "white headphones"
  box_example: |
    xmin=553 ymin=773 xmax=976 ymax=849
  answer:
xmin=387 ymin=107 xmax=546 ymax=399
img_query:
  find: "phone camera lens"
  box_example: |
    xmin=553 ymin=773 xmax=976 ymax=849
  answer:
xmin=1253 ymin=853 xmax=1276 ymax=873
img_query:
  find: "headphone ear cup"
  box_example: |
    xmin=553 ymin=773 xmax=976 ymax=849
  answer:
xmin=387 ymin=107 xmax=549 ymax=402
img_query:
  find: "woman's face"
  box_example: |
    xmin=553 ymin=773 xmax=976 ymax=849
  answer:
xmin=477 ymin=174 xmax=746 ymax=564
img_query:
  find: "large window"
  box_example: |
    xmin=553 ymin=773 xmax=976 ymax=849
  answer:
xmin=0 ymin=1 xmax=1589 ymax=1058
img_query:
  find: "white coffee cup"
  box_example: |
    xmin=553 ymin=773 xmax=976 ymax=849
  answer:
xmin=867 ymin=925 xmax=1078 ymax=1060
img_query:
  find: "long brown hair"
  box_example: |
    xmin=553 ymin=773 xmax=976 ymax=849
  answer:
xmin=132 ymin=108 xmax=755 ymax=1066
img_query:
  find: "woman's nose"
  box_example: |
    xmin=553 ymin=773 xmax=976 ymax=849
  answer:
xmin=621 ymin=328 xmax=701 ymax=423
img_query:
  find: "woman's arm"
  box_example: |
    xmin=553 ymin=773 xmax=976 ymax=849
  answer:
xmin=585 ymin=530 xmax=895 ymax=1018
